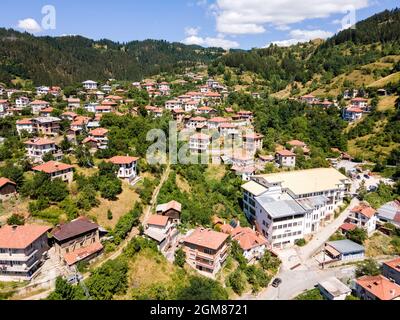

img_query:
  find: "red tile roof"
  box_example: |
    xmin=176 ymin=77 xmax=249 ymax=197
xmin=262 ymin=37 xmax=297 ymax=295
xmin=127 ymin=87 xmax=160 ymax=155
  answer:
xmin=90 ymin=128 xmax=109 ymax=136
xmin=288 ymin=140 xmax=306 ymax=147
xmin=16 ymin=118 xmax=33 ymax=125
xmin=229 ymin=226 xmax=268 ymax=251
xmin=243 ymin=133 xmax=264 ymax=139
xmin=108 ymin=156 xmax=139 ymax=165
xmin=352 ymin=204 xmax=376 ymax=219
xmin=30 ymin=100 xmax=50 ymax=105
xmin=277 ymin=149 xmax=296 ymax=157
xmin=33 ymin=161 xmax=74 ymax=174
xmin=356 ymin=275 xmax=400 ymax=300
xmin=64 ymin=241 xmax=103 ymax=266
xmin=383 ymin=257 xmax=400 ymax=272
xmin=157 ymin=200 xmax=182 ymax=213
xmin=0 ymin=225 xmax=50 ymax=249
xmin=24 ymin=138 xmax=55 ymax=146
xmin=0 ymin=177 xmax=16 ymax=188
xmin=184 ymin=228 xmax=229 ymax=250
xmin=340 ymin=223 xmax=357 ymax=232
xmin=147 ymin=215 xmax=170 ymax=227
xmin=190 ymin=133 xmax=210 ymax=140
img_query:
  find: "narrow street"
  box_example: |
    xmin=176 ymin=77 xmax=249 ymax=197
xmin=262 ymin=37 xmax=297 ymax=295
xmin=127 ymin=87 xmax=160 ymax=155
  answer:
xmin=21 ymin=163 xmax=171 ymax=300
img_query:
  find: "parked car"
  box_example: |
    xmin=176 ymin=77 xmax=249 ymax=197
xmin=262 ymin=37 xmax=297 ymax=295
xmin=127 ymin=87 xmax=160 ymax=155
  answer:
xmin=272 ymin=278 xmax=282 ymax=288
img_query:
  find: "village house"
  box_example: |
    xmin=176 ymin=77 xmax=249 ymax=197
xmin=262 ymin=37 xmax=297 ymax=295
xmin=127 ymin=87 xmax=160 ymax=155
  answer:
xmin=67 ymin=98 xmax=80 ymax=110
xmin=382 ymin=257 xmax=400 ymax=285
xmin=242 ymin=168 xmax=350 ymax=248
xmin=32 ymin=161 xmax=74 ymax=183
xmin=52 ymin=217 xmax=103 ymax=267
xmin=0 ymin=178 xmax=17 ymax=201
xmin=82 ymin=80 xmax=98 ymax=90
xmin=300 ymin=94 xmax=316 ymax=104
xmin=172 ymin=109 xmax=185 ymax=123
xmin=165 ymin=99 xmax=181 ymax=111
xmin=39 ymin=107 xmax=54 ymax=117
xmin=96 ymin=105 xmax=113 ymax=114
xmin=156 ymin=200 xmax=182 ymax=222
xmin=89 ymin=128 xmax=109 ymax=149
xmin=231 ymin=165 xmax=256 ymax=181
xmin=183 ymin=228 xmax=229 ymax=275
xmin=30 ymin=100 xmax=50 ymax=115
xmin=108 ymin=156 xmax=139 ymax=183
xmin=377 ymin=200 xmax=400 ymax=228
xmin=95 ymin=91 xmax=105 ymax=100
xmin=61 ymin=111 xmax=78 ymax=122
xmin=101 ymin=84 xmax=112 ymax=93
xmin=84 ymin=102 xmax=98 ymax=113
xmin=197 ymin=106 xmax=217 ymax=115
xmin=0 ymin=224 xmax=50 ymax=281
xmin=32 ymin=117 xmax=61 ymax=136
xmin=15 ymin=96 xmax=30 ymax=108
xmin=208 ymin=117 xmax=229 ymax=129
xmin=237 ymin=110 xmax=254 ymax=122
xmin=221 ymin=223 xmax=269 ymax=262
xmin=182 ymin=100 xmax=199 ymax=112
xmin=189 ymin=133 xmax=210 ymax=154
xmin=186 ymin=116 xmax=207 ymax=129
xmin=317 ymin=277 xmax=351 ymax=300
xmin=0 ymin=99 xmax=9 ymax=117
xmin=351 ymin=97 xmax=369 ymax=109
xmin=346 ymin=203 xmax=377 ymax=235
xmin=287 ymin=140 xmax=310 ymax=155
xmin=258 ymin=154 xmax=275 ymax=165
xmin=276 ymin=149 xmax=296 ymax=168
xmin=243 ymin=133 xmax=264 ymax=153
xmin=70 ymin=116 xmax=91 ymax=132
xmin=16 ymin=118 xmax=34 ymax=136
xmin=355 ymin=275 xmax=400 ymax=300
xmin=343 ymin=106 xmax=364 ymax=122
xmin=144 ymin=215 xmax=179 ymax=252
xmin=36 ymin=86 xmax=50 ymax=96
xmin=219 ymin=123 xmax=239 ymax=136
xmin=24 ymin=138 xmax=59 ymax=163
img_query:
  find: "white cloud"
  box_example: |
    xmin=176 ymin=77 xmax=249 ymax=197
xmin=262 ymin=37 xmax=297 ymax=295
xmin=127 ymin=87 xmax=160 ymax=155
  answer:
xmin=185 ymin=27 xmax=201 ymax=36
xmin=17 ymin=18 xmax=42 ymax=34
xmin=269 ymin=29 xmax=333 ymax=47
xmin=182 ymin=28 xmax=239 ymax=49
xmin=212 ymin=0 xmax=369 ymax=35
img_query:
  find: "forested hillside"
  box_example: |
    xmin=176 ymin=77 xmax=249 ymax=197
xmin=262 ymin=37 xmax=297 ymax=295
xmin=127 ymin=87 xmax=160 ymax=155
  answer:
xmin=0 ymin=28 xmax=224 ymax=86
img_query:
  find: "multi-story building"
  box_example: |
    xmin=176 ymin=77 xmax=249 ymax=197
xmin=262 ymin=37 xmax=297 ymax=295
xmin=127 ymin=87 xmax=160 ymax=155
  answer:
xmin=382 ymin=257 xmax=400 ymax=285
xmin=89 ymin=128 xmax=109 ymax=149
xmin=24 ymin=138 xmax=58 ymax=163
xmin=276 ymin=149 xmax=296 ymax=168
xmin=183 ymin=228 xmax=229 ymax=275
xmin=32 ymin=161 xmax=74 ymax=183
xmin=108 ymin=156 xmax=139 ymax=183
xmin=144 ymin=215 xmax=179 ymax=252
xmin=82 ymin=80 xmax=98 ymax=90
xmin=67 ymin=98 xmax=81 ymax=110
xmin=16 ymin=119 xmax=34 ymax=136
xmin=346 ymin=203 xmax=377 ymax=235
xmin=30 ymin=100 xmax=50 ymax=115
xmin=52 ymin=217 xmax=103 ymax=266
xmin=32 ymin=117 xmax=61 ymax=136
xmin=242 ymin=168 xmax=350 ymax=249
xmin=355 ymin=275 xmax=400 ymax=300
xmin=0 ymin=224 xmax=50 ymax=281
xmin=189 ymin=133 xmax=210 ymax=154
xmin=243 ymin=133 xmax=264 ymax=153
xmin=15 ymin=96 xmax=30 ymax=108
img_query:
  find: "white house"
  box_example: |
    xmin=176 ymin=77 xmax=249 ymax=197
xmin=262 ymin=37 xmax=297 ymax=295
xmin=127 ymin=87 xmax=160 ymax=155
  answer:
xmin=347 ymin=203 xmax=377 ymax=235
xmin=144 ymin=215 xmax=179 ymax=252
xmin=190 ymin=133 xmax=210 ymax=154
xmin=30 ymin=100 xmax=50 ymax=115
xmin=165 ymin=100 xmax=181 ymax=111
xmin=82 ymin=80 xmax=98 ymax=90
xmin=24 ymin=138 xmax=58 ymax=163
xmin=276 ymin=150 xmax=296 ymax=168
xmin=36 ymin=86 xmax=50 ymax=96
xmin=15 ymin=96 xmax=30 ymax=108
xmin=108 ymin=156 xmax=139 ymax=183
xmin=318 ymin=277 xmax=351 ymax=300
xmin=16 ymin=119 xmax=34 ymax=135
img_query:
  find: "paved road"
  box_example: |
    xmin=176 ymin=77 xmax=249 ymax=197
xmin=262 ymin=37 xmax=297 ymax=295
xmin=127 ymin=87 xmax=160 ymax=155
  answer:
xmin=243 ymin=196 xmax=361 ymax=300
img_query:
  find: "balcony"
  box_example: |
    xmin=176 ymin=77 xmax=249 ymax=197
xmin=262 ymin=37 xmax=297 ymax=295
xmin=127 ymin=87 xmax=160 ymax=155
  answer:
xmin=0 ymin=249 xmax=38 ymax=262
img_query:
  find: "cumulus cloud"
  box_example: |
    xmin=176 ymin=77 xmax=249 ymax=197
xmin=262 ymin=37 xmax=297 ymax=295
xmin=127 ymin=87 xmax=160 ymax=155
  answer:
xmin=17 ymin=18 xmax=42 ymax=34
xmin=268 ymin=29 xmax=334 ymax=47
xmin=183 ymin=34 xmax=239 ymax=50
xmin=212 ymin=0 xmax=369 ymax=35
xmin=185 ymin=27 xmax=201 ymax=36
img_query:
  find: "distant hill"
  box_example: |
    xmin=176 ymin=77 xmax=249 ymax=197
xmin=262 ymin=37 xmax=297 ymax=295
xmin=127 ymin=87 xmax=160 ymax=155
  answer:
xmin=0 ymin=28 xmax=224 ymax=86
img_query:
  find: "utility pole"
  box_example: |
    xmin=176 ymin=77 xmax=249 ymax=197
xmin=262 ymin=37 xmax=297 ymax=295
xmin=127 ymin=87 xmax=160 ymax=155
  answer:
xmin=74 ymin=266 xmax=91 ymax=300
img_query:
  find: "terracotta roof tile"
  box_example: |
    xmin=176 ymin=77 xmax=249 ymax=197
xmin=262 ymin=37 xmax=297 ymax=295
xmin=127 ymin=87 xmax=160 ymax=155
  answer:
xmin=0 ymin=225 xmax=50 ymax=249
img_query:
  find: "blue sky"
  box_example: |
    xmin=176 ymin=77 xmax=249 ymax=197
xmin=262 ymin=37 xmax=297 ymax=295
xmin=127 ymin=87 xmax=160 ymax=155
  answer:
xmin=0 ymin=0 xmax=398 ymax=49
